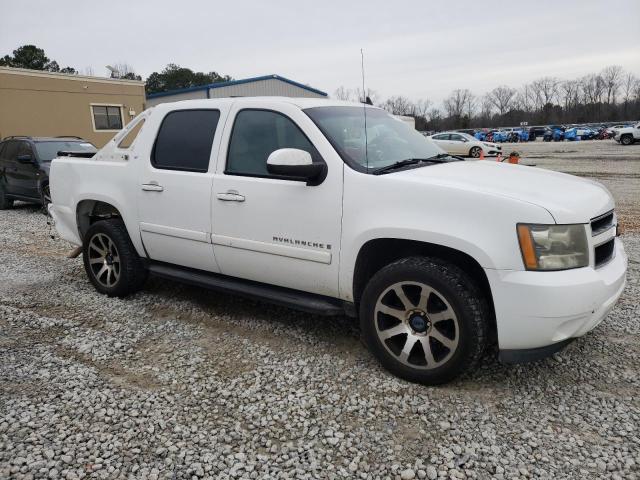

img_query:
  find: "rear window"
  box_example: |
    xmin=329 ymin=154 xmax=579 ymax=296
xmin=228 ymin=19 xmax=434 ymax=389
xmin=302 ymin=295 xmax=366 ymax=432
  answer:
xmin=152 ymin=110 xmax=220 ymax=172
xmin=35 ymin=141 xmax=96 ymax=161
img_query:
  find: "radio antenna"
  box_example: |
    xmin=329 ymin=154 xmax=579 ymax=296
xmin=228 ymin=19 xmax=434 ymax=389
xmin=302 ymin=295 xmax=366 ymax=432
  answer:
xmin=361 ymin=48 xmax=369 ymax=170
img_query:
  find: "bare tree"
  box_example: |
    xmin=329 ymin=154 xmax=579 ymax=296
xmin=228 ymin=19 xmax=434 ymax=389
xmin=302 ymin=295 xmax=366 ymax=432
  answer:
xmin=530 ymin=77 xmax=560 ymax=109
xmin=412 ymin=99 xmax=432 ymax=118
xmin=443 ymin=89 xmax=474 ymax=118
xmin=560 ymin=80 xmax=581 ymax=110
xmin=480 ymin=95 xmax=494 ymax=118
xmin=621 ymin=73 xmax=637 ymax=104
xmin=486 ymin=85 xmax=517 ymax=115
xmin=333 ymin=86 xmax=354 ymax=101
xmin=601 ymin=65 xmax=623 ymax=104
xmin=108 ymin=63 xmax=141 ymax=80
xmin=355 ymin=87 xmax=379 ymax=105
xmin=580 ymin=74 xmax=605 ymax=104
xmin=465 ymin=92 xmax=477 ymax=118
xmin=381 ymin=96 xmax=414 ymax=115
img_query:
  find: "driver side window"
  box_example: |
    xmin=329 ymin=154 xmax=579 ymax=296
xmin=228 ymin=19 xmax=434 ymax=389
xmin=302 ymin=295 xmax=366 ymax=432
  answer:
xmin=226 ymin=109 xmax=320 ymax=177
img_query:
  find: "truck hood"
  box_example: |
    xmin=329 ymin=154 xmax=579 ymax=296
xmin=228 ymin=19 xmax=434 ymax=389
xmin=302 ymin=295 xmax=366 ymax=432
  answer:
xmin=392 ymin=161 xmax=613 ymax=224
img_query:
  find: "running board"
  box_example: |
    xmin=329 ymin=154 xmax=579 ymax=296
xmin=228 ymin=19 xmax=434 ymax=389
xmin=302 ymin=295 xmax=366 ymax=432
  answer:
xmin=147 ymin=262 xmax=347 ymax=316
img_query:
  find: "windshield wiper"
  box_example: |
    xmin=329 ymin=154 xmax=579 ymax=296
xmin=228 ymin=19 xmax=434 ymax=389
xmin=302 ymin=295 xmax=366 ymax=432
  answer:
xmin=372 ymin=154 xmax=461 ymax=175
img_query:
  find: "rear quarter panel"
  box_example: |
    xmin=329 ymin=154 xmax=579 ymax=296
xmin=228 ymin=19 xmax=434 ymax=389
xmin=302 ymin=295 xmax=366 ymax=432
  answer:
xmin=50 ymin=158 xmax=143 ymax=254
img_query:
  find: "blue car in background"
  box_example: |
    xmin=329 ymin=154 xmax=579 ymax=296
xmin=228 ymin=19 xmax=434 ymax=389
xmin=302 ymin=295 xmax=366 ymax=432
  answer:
xmin=492 ymin=131 xmax=508 ymax=142
xmin=564 ymin=127 xmax=596 ymax=141
xmin=543 ymin=126 xmax=565 ymax=142
xmin=474 ymin=131 xmax=488 ymax=141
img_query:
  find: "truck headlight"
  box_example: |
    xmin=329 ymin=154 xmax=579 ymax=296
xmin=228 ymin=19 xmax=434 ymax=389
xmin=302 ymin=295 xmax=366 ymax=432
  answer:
xmin=517 ymin=224 xmax=589 ymax=271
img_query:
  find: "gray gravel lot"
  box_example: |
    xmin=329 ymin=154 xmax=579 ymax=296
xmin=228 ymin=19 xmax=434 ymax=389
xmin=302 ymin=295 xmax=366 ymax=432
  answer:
xmin=1 ymin=140 xmax=639 ymax=479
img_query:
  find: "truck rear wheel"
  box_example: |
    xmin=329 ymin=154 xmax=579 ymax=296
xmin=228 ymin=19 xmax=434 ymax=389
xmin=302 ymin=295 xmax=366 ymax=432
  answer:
xmin=82 ymin=219 xmax=147 ymax=297
xmin=360 ymin=256 xmax=488 ymax=385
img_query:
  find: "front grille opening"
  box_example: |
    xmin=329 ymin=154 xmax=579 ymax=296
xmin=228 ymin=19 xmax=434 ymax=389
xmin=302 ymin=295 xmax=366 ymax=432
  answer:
xmin=594 ymin=239 xmax=615 ymax=268
xmin=591 ymin=211 xmax=614 ymax=236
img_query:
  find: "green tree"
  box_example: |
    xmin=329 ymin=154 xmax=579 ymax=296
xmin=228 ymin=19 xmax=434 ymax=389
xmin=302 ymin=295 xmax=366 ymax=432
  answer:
xmin=146 ymin=63 xmax=232 ymax=94
xmin=0 ymin=45 xmax=76 ymax=73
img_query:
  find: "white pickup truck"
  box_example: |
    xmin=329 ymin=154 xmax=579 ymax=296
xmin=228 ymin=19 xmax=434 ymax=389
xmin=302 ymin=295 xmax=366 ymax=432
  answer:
xmin=614 ymin=122 xmax=640 ymax=145
xmin=48 ymin=97 xmax=627 ymax=385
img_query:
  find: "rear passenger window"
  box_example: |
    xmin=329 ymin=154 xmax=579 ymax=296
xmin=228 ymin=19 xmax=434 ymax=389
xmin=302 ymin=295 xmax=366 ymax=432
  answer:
xmin=226 ymin=109 xmax=320 ymax=177
xmin=152 ymin=110 xmax=220 ymax=172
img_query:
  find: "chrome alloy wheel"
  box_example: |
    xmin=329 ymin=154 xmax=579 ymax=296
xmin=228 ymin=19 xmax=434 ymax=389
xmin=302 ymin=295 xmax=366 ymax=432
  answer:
xmin=374 ymin=281 xmax=459 ymax=369
xmin=87 ymin=233 xmax=121 ymax=288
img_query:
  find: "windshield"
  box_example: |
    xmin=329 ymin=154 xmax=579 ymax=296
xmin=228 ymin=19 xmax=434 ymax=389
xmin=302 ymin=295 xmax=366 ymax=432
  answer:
xmin=304 ymin=106 xmax=443 ymax=172
xmin=35 ymin=141 xmax=96 ymax=161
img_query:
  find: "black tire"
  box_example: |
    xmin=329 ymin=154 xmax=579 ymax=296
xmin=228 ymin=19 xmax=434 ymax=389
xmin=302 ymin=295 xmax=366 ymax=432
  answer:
xmin=360 ymin=256 xmax=489 ymax=385
xmin=620 ymin=135 xmax=633 ymax=146
xmin=0 ymin=181 xmax=13 ymax=210
xmin=82 ymin=218 xmax=148 ymax=297
xmin=40 ymin=183 xmax=51 ymax=215
xmin=469 ymin=146 xmax=482 ymax=158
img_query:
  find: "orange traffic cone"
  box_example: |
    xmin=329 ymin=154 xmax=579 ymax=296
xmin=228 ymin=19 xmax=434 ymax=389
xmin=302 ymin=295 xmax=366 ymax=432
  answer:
xmin=479 ymin=149 xmax=485 ymax=160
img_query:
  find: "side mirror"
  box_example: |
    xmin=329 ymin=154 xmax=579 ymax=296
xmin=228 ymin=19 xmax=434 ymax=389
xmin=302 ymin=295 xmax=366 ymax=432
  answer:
xmin=267 ymin=148 xmax=326 ymax=186
xmin=16 ymin=154 xmax=34 ymax=164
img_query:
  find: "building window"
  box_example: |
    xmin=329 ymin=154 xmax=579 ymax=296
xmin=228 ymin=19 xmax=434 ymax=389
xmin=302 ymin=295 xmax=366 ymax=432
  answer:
xmin=92 ymin=105 xmax=123 ymax=130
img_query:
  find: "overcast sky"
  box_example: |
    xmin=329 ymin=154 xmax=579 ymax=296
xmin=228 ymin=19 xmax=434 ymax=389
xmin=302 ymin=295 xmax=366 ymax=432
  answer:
xmin=2 ymin=0 xmax=639 ymax=105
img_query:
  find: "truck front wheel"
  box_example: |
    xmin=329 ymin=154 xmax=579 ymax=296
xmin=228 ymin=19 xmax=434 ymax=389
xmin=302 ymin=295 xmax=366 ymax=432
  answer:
xmin=82 ymin=219 xmax=148 ymax=297
xmin=360 ymin=257 xmax=488 ymax=385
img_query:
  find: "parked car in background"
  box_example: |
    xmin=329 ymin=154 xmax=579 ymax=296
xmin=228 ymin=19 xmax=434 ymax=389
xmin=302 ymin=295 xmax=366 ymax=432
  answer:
xmin=456 ymin=129 xmax=476 ymax=136
xmin=614 ymin=122 xmax=640 ymax=145
xmin=429 ymin=132 xmax=502 ymax=157
xmin=564 ymin=127 xmax=596 ymax=141
xmin=529 ymin=126 xmax=546 ymax=140
xmin=543 ymin=126 xmax=565 ymax=142
xmin=0 ymin=136 xmax=96 ymax=209
xmin=606 ymin=124 xmax=629 ymax=135
xmin=491 ymin=130 xmax=509 ymax=143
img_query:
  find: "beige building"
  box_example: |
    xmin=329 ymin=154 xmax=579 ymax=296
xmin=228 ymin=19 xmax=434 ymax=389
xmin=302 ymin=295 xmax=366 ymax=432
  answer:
xmin=0 ymin=67 xmax=145 ymax=147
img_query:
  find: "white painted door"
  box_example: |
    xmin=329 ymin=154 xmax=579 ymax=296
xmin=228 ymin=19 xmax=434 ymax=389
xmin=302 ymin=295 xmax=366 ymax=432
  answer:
xmin=137 ymin=108 xmax=224 ymax=272
xmin=211 ymin=102 xmax=343 ymax=297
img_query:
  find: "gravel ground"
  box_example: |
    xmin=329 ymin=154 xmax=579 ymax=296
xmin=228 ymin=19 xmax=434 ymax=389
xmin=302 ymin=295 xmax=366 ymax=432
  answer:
xmin=1 ymin=142 xmax=639 ymax=479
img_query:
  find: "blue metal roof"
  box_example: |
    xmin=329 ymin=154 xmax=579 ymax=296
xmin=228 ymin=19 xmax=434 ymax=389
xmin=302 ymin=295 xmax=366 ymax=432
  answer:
xmin=146 ymin=74 xmax=328 ymax=99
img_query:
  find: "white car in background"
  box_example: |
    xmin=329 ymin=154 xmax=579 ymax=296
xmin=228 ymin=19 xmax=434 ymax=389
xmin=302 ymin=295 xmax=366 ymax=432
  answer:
xmin=428 ymin=132 xmax=501 ymax=158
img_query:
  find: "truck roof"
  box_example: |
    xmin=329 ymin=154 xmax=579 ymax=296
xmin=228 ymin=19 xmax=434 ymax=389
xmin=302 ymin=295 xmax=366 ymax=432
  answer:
xmin=151 ymin=96 xmax=380 ymax=112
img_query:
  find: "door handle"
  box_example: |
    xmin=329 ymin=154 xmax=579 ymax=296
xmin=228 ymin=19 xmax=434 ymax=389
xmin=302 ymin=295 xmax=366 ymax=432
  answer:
xmin=216 ymin=190 xmax=245 ymax=202
xmin=141 ymin=183 xmax=164 ymax=192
